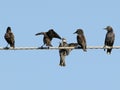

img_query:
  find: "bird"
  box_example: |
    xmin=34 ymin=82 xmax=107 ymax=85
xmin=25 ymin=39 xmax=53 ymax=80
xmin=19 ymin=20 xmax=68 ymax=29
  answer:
xmin=59 ymin=38 xmax=68 ymax=66
xmin=35 ymin=29 xmax=61 ymax=47
xmin=59 ymin=38 xmax=78 ymax=67
xmin=73 ymin=29 xmax=87 ymax=52
xmin=4 ymin=27 xmax=15 ymax=48
xmin=103 ymin=26 xmax=115 ymax=54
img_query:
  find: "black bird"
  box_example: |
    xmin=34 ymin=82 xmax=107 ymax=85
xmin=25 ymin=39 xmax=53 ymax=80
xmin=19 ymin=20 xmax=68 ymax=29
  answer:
xmin=35 ymin=29 xmax=61 ymax=47
xmin=74 ymin=29 xmax=87 ymax=52
xmin=4 ymin=27 xmax=15 ymax=48
xmin=103 ymin=26 xmax=115 ymax=54
xmin=59 ymin=38 xmax=78 ymax=67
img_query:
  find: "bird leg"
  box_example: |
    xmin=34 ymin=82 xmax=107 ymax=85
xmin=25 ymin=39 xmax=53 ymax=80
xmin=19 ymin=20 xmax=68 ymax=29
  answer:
xmin=103 ymin=45 xmax=106 ymax=51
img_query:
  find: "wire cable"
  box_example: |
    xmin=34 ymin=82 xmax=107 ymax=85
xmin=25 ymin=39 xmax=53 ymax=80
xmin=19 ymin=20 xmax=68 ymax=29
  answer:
xmin=0 ymin=46 xmax=119 ymax=50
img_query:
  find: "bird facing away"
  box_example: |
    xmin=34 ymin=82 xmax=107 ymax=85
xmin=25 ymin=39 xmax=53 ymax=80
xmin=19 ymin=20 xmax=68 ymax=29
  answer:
xmin=59 ymin=38 xmax=78 ymax=67
xmin=4 ymin=27 xmax=15 ymax=48
xmin=35 ymin=29 xmax=61 ymax=47
xmin=74 ymin=29 xmax=87 ymax=52
xmin=104 ymin=26 xmax=115 ymax=54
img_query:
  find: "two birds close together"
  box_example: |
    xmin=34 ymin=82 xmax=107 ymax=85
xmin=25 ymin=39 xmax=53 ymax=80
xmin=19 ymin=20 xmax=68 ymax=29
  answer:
xmin=4 ymin=26 xmax=115 ymax=66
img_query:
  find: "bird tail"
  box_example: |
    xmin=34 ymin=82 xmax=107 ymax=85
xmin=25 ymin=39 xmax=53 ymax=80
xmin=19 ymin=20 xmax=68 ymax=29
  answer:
xmin=107 ymin=49 xmax=112 ymax=55
xmin=59 ymin=54 xmax=66 ymax=67
xmin=10 ymin=40 xmax=15 ymax=48
xmin=83 ymin=46 xmax=87 ymax=52
xmin=10 ymin=44 xmax=15 ymax=48
xmin=103 ymin=46 xmax=106 ymax=51
xmin=59 ymin=58 xmax=66 ymax=67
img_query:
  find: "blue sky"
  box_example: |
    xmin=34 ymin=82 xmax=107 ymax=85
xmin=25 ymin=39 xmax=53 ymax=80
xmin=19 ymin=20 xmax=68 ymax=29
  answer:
xmin=0 ymin=0 xmax=120 ymax=90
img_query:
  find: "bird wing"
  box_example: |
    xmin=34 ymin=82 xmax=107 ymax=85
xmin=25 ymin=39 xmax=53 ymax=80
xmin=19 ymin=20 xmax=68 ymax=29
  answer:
xmin=10 ymin=32 xmax=15 ymax=42
xmin=77 ymin=35 xmax=83 ymax=45
xmin=59 ymin=43 xmax=66 ymax=66
xmin=77 ymin=34 xmax=87 ymax=52
xmin=105 ymin=32 xmax=115 ymax=46
xmin=10 ymin=32 xmax=15 ymax=47
xmin=4 ymin=32 xmax=15 ymax=47
xmin=67 ymin=43 xmax=79 ymax=52
xmin=68 ymin=43 xmax=78 ymax=47
xmin=47 ymin=30 xmax=61 ymax=40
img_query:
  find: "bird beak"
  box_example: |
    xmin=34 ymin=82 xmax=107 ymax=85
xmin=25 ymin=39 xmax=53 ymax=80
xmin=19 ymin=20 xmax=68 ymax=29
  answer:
xmin=73 ymin=31 xmax=77 ymax=34
xmin=104 ymin=28 xmax=107 ymax=30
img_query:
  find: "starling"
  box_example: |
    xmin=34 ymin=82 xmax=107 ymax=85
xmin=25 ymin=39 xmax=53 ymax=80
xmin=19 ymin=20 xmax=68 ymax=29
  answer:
xmin=35 ymin=29 xmax=61 ymax=47
xmin=103 ymin=26 xmax=115 ymax=54
xmin=4 ymin=27 xmax=15 ymax=48
xmin=74 ymin=29 xmax=87 ymax=52
xmin=59 ymin=38 xmax=78 ymax=67
xmin=59 ymin=38 xmax=68 ymax=66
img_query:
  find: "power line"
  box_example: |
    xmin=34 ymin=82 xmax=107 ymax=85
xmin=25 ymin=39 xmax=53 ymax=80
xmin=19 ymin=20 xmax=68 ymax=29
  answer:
xmin=0 ymin=46 xmax=119 ymax=50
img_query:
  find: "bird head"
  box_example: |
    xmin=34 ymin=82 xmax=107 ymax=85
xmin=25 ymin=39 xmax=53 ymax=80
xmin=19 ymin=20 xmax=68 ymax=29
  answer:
xmin=6 ymin=27 xmax=11 ymax=33
xmin=73 ymin=29 xmax=83 ymax=34
xmin=61 ymin=38 xmax=67 ymax=43
xmin=48 ymin=29 xmax=54 ymax=32
xmin=104 ymin=26 xmax=113 ymax=32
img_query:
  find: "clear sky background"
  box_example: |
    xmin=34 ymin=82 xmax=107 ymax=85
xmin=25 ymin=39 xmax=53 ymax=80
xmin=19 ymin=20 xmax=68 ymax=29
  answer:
xmin=0 ymin=0 xmax=120 ymax=90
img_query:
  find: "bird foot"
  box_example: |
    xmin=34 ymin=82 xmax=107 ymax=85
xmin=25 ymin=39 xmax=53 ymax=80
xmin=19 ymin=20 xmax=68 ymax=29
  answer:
xmin=84 ymin=49 xmax=87 ymax=52
xmin=10 ymin=47 xmax=14 ymax=49
xmin=38 ymin=46 xmax=45 ymax=49
xmin=38 ymin=46 xmax=49 ymax=49
xmin=59 ymin=63 xmax=66 ymax=67
xmin=4 ymin=47 xmax=10 ymax=49
xmin=40 ymin=46 xmax=44 ymax=49
xmin=103 ymin=46 xmax=106 ymax=51
xmin=107 ymin=52 xmax=111 ymax=55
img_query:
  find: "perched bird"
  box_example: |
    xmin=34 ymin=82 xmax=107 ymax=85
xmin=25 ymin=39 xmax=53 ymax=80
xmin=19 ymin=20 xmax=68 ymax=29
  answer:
xmin=35 ymin=29 xmax=61 ymax=47
xmin=74 ymin=29 xmax=87 ymax=52
xmin=103 ymin=26 xmax=115 ymax=54
xmin=59 ymin=38 xmax=78 ymax=67
xmin=59 ymin=38 xmax=68 ymax=66
xmin=4 ymin=27 xmax=15 ymax=48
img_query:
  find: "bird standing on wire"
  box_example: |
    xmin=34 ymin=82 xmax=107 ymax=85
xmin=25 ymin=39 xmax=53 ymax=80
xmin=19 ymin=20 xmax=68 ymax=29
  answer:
xmin=74 ymin=29 xmax=87 ymax=52
xmin=4 ymin=27 xmax=15 ymax=49
xmin=59 ymin=38 xmax=78 ymax=67
xmin=35 ymin=29 xmax=61 ymax=47
xmin=103 ymin=26 xmax=115 ymax=54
